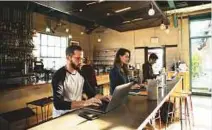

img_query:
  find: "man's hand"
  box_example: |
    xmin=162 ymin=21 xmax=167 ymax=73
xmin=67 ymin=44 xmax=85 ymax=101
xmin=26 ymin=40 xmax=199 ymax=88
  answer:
xmin=83 ymin=98 xmax=102 ymax=107
xmin=95 ymin=94 xmax=112 ymax=102
xmin=131 ymin=84 xmax=141 ymax=90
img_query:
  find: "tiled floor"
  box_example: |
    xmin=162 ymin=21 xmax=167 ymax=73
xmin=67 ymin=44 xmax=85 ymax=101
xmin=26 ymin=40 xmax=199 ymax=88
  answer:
xmin=168 ymin=95 xmax=212 ymax=130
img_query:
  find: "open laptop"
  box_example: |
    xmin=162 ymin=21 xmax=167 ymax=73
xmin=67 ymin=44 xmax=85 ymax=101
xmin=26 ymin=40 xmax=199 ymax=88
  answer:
xmin=83 ymin=82 xmax=134 ymax=114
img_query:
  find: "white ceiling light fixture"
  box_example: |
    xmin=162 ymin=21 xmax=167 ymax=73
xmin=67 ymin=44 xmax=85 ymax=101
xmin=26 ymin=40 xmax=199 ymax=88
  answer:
xmin=132 ymin=17 xmax=143 ymax=22
xmin=106 ymin=13 xmax=110 ymax=16
xmin=68 ymin=34 xmax=72 ymax=39
xmin=97 ymin=35 xmax=102 ymax=43
xmin=122 ymin=20 xmax=131 ymax=24
xmin=97 ymin=38 xmax=102 ymax=43
xmin=65 ymin=28 xmax=69 ymax=33
xmin=148 ymin=3 xmax=155 ymax=16
xmin=45 ymin=27 xmax=50 ymax=33
xmin=165 ymin=25 xmax=170 ymax=34
xmin=160 ymin=23 xmax=166 ymax=30
xmin=115 ymin=7 xmax=131 ymax=13
xmin=86 ymin=2 xmax=97 ymax=5
xmin=160 ymin=20 xmax=166 ymax=30
xmin=98 ymin=0 xmax=105 ymax=3
xmin=79 ymin=9 xmax=83 ymax=12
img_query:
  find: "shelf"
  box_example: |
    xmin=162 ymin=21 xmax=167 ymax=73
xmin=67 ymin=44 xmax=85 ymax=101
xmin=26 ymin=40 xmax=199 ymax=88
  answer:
xmin=0 ymin=67 xmax=22 ymax=70
xmin=94 ymin=64 xmax=113 ymax=66
xmin=0 ymin=31 xmax=17 ymax=35
xmin=0 ymin=47 xmax=34 ymax=51
xmin=93 ymin=60 xmax=114 ymax=61
xmin=95 ymin=55 xmax=115 ymax=57
xmin=0 ymin=73 xmax=34 ymax=78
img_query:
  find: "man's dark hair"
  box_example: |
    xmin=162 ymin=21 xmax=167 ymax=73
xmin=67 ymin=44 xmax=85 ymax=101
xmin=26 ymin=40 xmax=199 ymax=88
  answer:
xmin=149 ymin=53 xmax=158 ymax=60
xmin=66 ymin=45 xmax=82 ymax=56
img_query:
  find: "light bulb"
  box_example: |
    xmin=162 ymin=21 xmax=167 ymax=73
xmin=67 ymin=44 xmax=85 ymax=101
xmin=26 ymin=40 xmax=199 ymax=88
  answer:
xmin=165 ymin=28 xmax=170 ymax=34
xmin=148 ymin=8 xmax=155 ymax=16
xmin=81 ymin=32 xmax=84 ymax=35
xmin=65 ymin=28 xmax=69 ymax=33
xmin=160 ymin=23 xmax=166 ymax=30
xmin=69 ymin=34 xmax=72 ymax=39
xmin=98 ymin=0 xmax=105 ymax=3
xmin=46 ymin=27 xmax=50 ymax=32
xmin=97 ymin=38 xmax=101 ymax=42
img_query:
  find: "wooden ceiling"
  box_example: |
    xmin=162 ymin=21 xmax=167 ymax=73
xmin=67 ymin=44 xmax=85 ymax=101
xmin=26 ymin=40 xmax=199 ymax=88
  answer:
xmin=1 ymin=1 xmax=210 ymax=33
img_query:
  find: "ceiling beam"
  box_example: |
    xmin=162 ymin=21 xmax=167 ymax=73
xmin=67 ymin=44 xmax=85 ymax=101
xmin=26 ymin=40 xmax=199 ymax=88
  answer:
xmin=167 ymin=0 xmax=176 ymax=9
xmin=152 ymin=0 xmax=169 ymax=24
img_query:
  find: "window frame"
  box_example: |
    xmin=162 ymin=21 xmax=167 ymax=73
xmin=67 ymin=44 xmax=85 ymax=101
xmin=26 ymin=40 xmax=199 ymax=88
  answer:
xmin=33 ymin=32 xmax=68 ymax=69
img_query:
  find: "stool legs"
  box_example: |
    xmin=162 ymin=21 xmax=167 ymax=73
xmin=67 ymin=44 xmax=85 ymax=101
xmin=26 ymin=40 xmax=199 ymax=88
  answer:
xmin=41 ymin=107 xmax=44 ymax=122
xmin=185 ymin=98 xmax=191 ymax=130
xmin=168 ymin=95 xmax=194 ymax=130
xmin=35 ymin=107 xmax=38 ymax=124
xmin=158 ymin=111 xmax=162 ymax=129
xmin=165 ymin=99 xmax=171 ymax=129
xmin=189 ymin=95 xmax=194 ymax=126
xmin=43 ymin=106 xmax=46 ymax=121
xmin=180 ymin=97 xmax=183 ymax=130
xmin=47 ymin=105 xmax=50 ymax=120
xmin=165 ymin=98 xmax=174 ymax=129
xmin=184 ymin=98 xmax=187 ymax=129
xmin=148 ymin=111 xmax=161 ymax=130
xmin=171 ymin=98 xmax=176 ymax=123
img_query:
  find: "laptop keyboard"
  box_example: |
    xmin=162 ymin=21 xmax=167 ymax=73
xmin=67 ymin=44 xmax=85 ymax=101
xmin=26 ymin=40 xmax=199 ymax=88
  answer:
xmin=129 ymin=87 xmax=146 ymax=93
xmin=88 ymin=100 xmax=109 ymax=111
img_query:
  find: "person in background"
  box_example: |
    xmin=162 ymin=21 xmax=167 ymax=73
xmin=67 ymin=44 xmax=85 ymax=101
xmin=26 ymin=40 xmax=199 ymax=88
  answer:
xmin=81 ymin=57 xmax=98 ymax=95
xmin=109 ymin=48 xmax=140 ymax=94
xmin=142 ymin=53 xmax=158 ymax=83
xmin=52 ymin=45 xmax=110 ymax=118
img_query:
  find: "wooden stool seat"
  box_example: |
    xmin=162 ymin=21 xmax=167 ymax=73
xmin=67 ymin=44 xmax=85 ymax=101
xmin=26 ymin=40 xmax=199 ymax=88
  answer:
xmin=0 ymin=107 xmax=35 ymax=130
xmin=27 ymin=97 xmax=53 ymax=123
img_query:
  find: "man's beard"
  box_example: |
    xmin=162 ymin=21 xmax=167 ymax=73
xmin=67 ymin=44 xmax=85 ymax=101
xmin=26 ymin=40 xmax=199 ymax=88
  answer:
xmin=70 ymin=62 xmax=80 ymax=70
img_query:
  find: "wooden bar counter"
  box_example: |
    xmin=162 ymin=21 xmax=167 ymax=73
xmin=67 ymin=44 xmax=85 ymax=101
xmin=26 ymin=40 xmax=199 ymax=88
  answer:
xmin=29 ymin=78 xmax=182 ymax=130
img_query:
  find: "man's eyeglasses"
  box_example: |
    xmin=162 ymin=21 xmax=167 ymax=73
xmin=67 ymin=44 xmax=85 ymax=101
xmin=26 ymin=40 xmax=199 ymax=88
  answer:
xmin=72 ymin=57 xmax=83 ymax=61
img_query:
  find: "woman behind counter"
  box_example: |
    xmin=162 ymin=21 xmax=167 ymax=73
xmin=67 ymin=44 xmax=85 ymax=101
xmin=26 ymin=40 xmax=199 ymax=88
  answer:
xmin=109 ymin=48 xmax=140 ymax=94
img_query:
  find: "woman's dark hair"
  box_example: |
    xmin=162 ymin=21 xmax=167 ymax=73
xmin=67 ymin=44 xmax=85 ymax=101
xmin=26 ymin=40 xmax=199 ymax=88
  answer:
xmin=113 ymin=48 xmax=130 ymax=75
xmin=83 ymin=57 xmax=88 ymax=64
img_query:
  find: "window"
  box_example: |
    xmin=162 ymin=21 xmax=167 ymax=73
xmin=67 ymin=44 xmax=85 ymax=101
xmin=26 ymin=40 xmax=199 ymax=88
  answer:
xmin=33 ymin=33 xmax=68 ymax=70
xmin=190 ymin=14 xmax=212 ymax=94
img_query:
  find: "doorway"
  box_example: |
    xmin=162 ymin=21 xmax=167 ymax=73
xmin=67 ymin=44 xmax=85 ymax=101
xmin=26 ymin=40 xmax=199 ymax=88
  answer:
xmin=147 ymin=48 xmax=164 ymax=75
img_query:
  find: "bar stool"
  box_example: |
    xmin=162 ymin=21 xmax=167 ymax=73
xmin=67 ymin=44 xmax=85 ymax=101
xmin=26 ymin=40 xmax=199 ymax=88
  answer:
xmin=166 ymin=91 xmax=194 ymax=130
xmin=150 ymin=110 xmax=162 ymax=129
xmin=26 ymin=96 xmax=53 ymax=123
xmin=143 ymin=111 xmax=161 ymax=130
xmin=0 ymin=107 xmax=36 ymax=130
